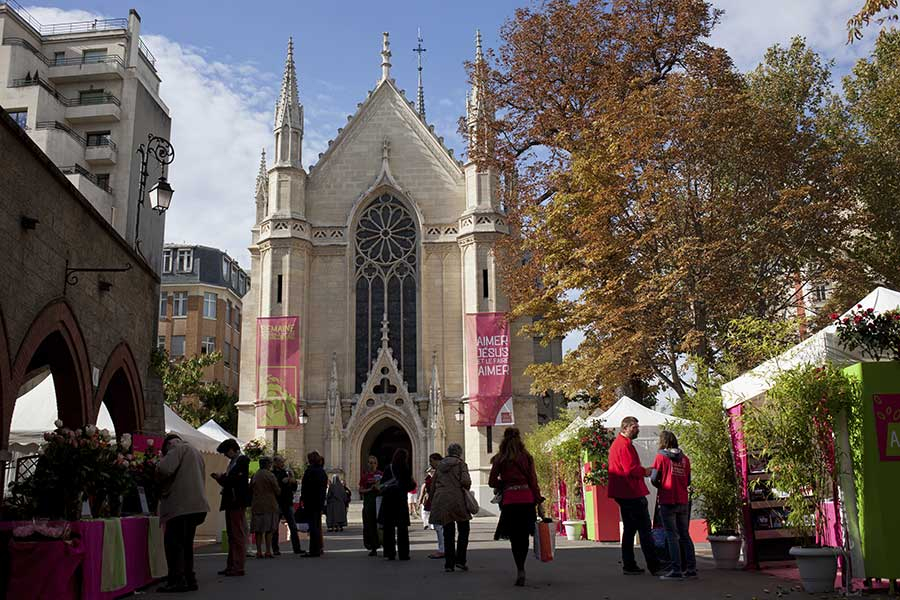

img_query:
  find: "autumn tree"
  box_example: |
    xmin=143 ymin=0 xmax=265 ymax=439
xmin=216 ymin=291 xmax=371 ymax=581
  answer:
xmin=151 ymin=348 xmax=237 ymax=431
xmin=474 ymin=0 xmax=848 ymax=398
xmin=847 ymin=0 xmax=898 ymax=42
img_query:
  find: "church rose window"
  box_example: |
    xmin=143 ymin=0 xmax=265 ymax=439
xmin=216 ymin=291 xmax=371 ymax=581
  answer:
xmin=355 ymin=194 xmax=418 ymax=393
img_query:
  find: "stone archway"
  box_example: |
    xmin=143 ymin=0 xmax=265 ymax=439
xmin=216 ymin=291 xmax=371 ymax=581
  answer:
xmin=93 ymin=342 xmax=144 ymax=435
xmin=360 ymin=417 xmax=412 ymax=471
xmin=345 ymin=405 xmax=425 ymax=495
xmin=6 ymin=300 xmax=92 ymax=443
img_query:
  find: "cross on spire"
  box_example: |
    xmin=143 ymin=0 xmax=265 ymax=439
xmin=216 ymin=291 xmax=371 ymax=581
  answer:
xmin=413 ymin=28 xmax=426 ymax=119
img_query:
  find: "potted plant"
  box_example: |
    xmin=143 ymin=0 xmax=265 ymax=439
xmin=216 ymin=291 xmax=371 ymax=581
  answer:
xmin=555 ymin=435 xmax=586 ymax=540
xmin=580 ymin=421 xmax=616 ymax=487
xmin=742 ymin=364 xmax=856 ymax=593
xmin=670 ymin=382 xmax=744 ymax=569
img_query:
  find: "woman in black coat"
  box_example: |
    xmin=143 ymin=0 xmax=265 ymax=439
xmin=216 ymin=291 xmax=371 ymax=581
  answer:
xmin=379 ymin=448 xmax=415 ymax=560
xmin=300 ymin=451 xmax=328 ymax=557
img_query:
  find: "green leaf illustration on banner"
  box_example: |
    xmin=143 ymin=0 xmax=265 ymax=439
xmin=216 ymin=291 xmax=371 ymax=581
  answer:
xmin=265 ymin=375 xmax=298 ymax=427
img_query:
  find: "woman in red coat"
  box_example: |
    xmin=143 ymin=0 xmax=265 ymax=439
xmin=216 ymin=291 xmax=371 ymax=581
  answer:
xmin=651 ymin=431 xmax=697 ymax=580
xmin=489 ymin=428 xmax=542 ymax=587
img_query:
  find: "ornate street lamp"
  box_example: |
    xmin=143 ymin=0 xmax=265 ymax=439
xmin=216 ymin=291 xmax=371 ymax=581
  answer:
xmin=134 ymin=133 xmax=175 ymax=255
xmin=455 ymin=404 xmax=465 ymax=423
xmin=299 ymin=409 xmax=310 ymax=425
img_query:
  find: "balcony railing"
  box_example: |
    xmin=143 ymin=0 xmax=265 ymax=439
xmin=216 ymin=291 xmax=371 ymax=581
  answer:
xmin=2 ymin=37 xmax=50 ymax=65
xmin=58 ymin=164 xmax=112 ymax=192
xmin=35 ymin=120 xmax=86 ymax=145
xmin=10 ymin=76 xmax=121 ymax=106
xmin=50 ymin=54 xmax=126 ymax=69
xmin=2 ymin=1 xmax=125 ymax=35
xmin=138 ymin=37 xmax=157 ymax=70
xmin=86 ymin=136 xmax=117 ymax=152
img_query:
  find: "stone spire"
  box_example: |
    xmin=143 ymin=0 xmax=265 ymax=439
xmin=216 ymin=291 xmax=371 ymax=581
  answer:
xmin=428 ymin=351 xmax=446 ymax=457
xmin=254 ymin=148 xmax=268 ymax=222
xmin=380 ymin=32 xmax=392 ymax=83
xmin=467 ymin=29 xmax=493 ymax=159
xmin=413 ymin=28 xmax=426 ymax=119
xmin=273 ymin=37 xmax=303 ymax=167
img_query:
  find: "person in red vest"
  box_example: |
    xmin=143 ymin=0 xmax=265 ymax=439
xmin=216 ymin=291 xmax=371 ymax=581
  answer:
xmin=608 ymin=416 xmax=661 ymax=576
xmin=651 ymin=430 xmax=697 ymax=580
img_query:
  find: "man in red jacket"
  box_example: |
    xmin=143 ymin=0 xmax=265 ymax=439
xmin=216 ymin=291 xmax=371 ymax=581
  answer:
xmin=608 ymin=416 xmax=661 ymax=576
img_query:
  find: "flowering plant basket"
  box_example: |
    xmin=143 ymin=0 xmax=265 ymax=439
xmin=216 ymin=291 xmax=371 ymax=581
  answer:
xmin=579 ymin=422 xmax=617 ymax=487
xmin=833 ymin=306 xmax=900 ymax=361
xmin=243 ymin=438 xmax=268 ymax=460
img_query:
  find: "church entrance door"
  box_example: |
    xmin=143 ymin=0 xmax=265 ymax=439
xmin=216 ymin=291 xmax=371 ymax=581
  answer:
xmin=361 ymin=417 xmax=412 ymax=471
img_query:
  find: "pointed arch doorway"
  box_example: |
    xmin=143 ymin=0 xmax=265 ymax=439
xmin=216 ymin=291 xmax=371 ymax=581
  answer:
xmin=360 ymin=417 xmax=412 ymax=472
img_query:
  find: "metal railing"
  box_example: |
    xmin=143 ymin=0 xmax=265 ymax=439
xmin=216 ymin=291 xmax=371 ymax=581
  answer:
xmin=35 ymin=120 xmax=86 ymax=145
xmin=50 ymin=54 xmax=125 ymax=69
xmin=58 ymin=164 xmax=112 ymax=192
xmin=2 ymin=1 xmax=126 ymax=35
xmin=2 ymin=37 xmax=50 ymax=65
xmin=138 ymin=37 xmax=157 ymax=70
xmin=86 ymin=136 xmax=117 ymax=152
xmin=10 ymin=76 xmax=121 ymax=107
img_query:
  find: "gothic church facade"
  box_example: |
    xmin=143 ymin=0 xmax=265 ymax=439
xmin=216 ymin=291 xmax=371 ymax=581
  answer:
xmin=237 ymin=33 xmax=561 ymax=506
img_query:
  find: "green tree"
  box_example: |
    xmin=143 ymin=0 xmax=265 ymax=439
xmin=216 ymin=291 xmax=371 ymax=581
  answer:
xmin=150 ymin=348 xmax=236 ymax=431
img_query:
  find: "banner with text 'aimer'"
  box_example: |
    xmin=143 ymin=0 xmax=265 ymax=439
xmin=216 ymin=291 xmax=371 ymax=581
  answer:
xmin=465 ymin=312 xmax=514 ymax=427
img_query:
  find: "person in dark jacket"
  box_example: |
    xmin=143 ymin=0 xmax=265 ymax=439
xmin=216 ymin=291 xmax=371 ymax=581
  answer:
xmin=271 ymin=455 xmax=303 ymax=555
xmin=489 ymin=428 xmax=542 ymax=587
xmin=380 ymin=448 xmax=415 ymax=561
xmin=211 ymin=438 xmax=250 ymax=576
xmin=300 ymin=451 xmax=328 ymax=557
xmin=608 ymin=416 xmax=660 ymax=576
xmin=650 ymin=431 xmax=696 ymax=580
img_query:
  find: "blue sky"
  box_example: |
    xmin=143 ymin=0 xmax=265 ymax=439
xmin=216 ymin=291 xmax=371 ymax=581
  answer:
xmin=25 ymin=1 xmax=879 ymax=361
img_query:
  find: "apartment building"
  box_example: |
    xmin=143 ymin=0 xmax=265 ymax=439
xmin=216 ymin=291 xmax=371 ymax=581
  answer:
xmin=0 ymin=1 xmax=170 ymax=272
xmin=158 ymin=245 xmax=250 ymax=394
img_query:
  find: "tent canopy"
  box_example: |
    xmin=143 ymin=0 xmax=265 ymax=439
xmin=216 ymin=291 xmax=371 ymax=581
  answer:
xmin=198 ymin=419 xmax=242 ymax=446
xmin=8 ymin=373 xmax=220 ymax=454
xmin=722 ymin=286 xmax=900 ymax=409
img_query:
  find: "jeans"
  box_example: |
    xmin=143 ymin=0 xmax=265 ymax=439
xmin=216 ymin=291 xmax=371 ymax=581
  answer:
xmin=435 ymin=524 xmax=445 ymax=553
xmin=443 ymin=521 xmax=470 ymax=569
xmin=659 ymin=503 xmax=696 ymax=574
xmin=272 ymin=503 xmax=302 ymax=554
xmin=307 ymin=511 xmax=323 ymax=556
xmin=615 ymin=497 xmax=660 ymax=572
xmin=164 ymin=513 xmax=205 ymax=586
xmin=383 ymin=524 xmax=410 ymax=559
xmin=225 ymin=509 xmax=247 ymax=573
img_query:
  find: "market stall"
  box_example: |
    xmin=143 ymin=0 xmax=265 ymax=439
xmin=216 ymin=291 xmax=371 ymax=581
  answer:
xmin=722 ymin=286 xmax=900 ymax=581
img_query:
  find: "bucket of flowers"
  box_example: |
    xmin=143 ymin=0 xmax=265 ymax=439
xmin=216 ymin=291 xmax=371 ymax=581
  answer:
xmin=579 ymin=422 xmax=616 ymax=487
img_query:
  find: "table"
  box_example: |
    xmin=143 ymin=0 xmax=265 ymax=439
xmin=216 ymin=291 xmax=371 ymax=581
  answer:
xmin=1 ymin=516 xmax=161 ymax=599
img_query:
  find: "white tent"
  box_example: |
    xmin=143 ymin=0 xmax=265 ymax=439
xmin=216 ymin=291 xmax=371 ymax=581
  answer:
xmin=722 ymin=286 xmax=900 ymax=409
xmin=198 ymin=419 xmax=242 ymax=446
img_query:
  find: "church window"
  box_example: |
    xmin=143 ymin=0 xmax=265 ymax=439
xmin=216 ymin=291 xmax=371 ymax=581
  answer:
xmin=354 ymin=194 xmax=418 ymax=393
xmin=482 ymin=269 xmax=489 ymax=299
xmin=276 ymin=275 xmax=283 ymax=304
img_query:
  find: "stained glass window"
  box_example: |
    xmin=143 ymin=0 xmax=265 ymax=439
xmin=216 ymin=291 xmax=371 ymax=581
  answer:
xmin=354 ymin=194 xmax=418 ymax=393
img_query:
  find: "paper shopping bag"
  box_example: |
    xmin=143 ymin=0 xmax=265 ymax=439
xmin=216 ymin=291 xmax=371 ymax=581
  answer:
xmin=533 ymin=520 xmax=556 ymax=562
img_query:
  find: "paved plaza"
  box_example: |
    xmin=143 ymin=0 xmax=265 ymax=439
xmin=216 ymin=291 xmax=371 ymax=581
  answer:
xmin=141 ymin=518 xmax=828 ymax=600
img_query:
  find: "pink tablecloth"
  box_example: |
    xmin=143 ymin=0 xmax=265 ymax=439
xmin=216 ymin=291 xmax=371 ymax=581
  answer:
xmin=8 ymin=539 xmax=83 ymax=599
xmin=1 ymin=517 xmax=159 ymax=600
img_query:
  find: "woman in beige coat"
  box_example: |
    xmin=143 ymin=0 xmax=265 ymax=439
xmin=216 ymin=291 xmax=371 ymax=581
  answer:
xmin=429 ymin=443 xmax=472 ymax=572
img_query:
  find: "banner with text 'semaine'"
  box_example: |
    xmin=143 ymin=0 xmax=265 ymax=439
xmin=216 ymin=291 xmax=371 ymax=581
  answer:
xmin=256 ymin=316 xmax=301 ymax=429
xmin=466 ymin=312 xmax=514 ymax=427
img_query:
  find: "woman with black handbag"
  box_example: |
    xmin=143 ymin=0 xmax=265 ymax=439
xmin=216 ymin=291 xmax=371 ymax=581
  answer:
xmin=489 ymin=428 xmax=542 ymax=587
xmin=380 ymin=448 xmax=415 ymax=560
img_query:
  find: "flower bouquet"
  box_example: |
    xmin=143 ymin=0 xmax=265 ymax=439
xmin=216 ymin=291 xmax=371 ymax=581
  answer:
xmin=833 ymin=306 xmax=900 ymax=361
xmin=579 ymin=422 xmax=617 ymax=487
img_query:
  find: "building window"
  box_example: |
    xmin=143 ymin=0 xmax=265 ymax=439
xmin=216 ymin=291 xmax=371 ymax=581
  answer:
xmin=157 ymin=335 xmax=166 ymax=351
xmin=159 ymin=292 xmax=167 ymax=318
xmin=53 ymin=51 xmax=65 ymax=65
xmin=79 ymin=89 xmax=106 ymax=105
xmin=176 ymin=249 xmax=193 ymax=272
xmin=173 ymin=291 xmax=188 ymax=317
xmin=812 ymin=284 xmax=828 ymax=303
xmin=94 ymin=173 xmax=110 ymax=191
xmin=203 ymin=292 xmax=217 ymax=319
xmin=222 ymin=257 xmax=230 ymax=279
xmin=225 ymin=300 xmax=231 ymax=324
xmin=86 ymin=131 xmax=111 ymax=147
xmin=162 ymin=249 xmax=173 ymax=273
xmin=171 ymin=335 xmax=185 ymax=358
xmin=234 ymin=306 xmax=241 ymax=330
xmin=201 ymin=336 xmax=216 ymax=354
xmin=9 ymin=110 xmax=27 ymax=129
xmin=276 ymin=274 xmax=283 ymax=304
xmin=354 ymin=194 xmax=418 ymax=393
xmin=82 ymin=48 xmax=108 ymax=64
xmin=224 ymin=342 xmax=231 ymax=367
xmin=482 ymin=269 xmax=489 ymax=299
xmin=233 ymin=347 xmax=240 ymax=370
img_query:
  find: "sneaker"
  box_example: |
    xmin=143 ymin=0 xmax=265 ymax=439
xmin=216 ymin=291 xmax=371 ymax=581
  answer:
xmin=684 ymin=570 xmax=698 ymax=579
xmin=623 ymin=566 xmax=645 ymax=575
xmin=444 ymin=566 xmax=455 ymax=572
xmin=455 ymin=563 xmax=469 ymax=571
xmin=659 ymin=571 xmax=684 ymax=580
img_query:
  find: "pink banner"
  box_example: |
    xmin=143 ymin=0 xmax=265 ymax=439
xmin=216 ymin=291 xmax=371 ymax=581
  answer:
xmin=465 ymin=312 xmax=512 ymax=427
xmin=256 ymin=317 xmax=301 ymax=429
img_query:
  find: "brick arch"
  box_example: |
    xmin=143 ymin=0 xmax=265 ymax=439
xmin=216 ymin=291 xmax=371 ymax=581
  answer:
xmin=93 ymin=342 xmax=144 ymax=434
xmin=5 ymin=300 xmax=92 ymax=444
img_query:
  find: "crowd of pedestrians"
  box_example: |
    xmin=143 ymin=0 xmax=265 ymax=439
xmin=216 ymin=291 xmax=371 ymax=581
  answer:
xmin=152 ymin=415 xmax=696 ymax=593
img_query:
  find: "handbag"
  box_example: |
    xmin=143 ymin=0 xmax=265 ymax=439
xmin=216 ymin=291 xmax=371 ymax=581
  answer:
xmin=457 ymin=463 xmax=480 ymax=515
xmin=533 ymin=519 xmax=555 ymax=562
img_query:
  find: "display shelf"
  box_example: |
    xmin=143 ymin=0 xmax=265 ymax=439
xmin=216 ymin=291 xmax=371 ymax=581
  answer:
xmin=754 ymin=528 xmax=798 ymax=540
xmin=750 ymin=499 xmax=788 ymax=509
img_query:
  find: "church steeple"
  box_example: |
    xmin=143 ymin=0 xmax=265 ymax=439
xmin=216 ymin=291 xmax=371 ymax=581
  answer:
xmin=413 ymin=28 xmax=426 ymax=120
xmin=466 ymin=29 xmax=493 ymax=159
xmin=274 ymin=37 xmax=303 ymax=167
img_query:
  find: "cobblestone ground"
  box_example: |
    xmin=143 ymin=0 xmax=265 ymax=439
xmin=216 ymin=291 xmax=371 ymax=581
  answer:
xmin=140 ymin=517 xmax=850 ymax=600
